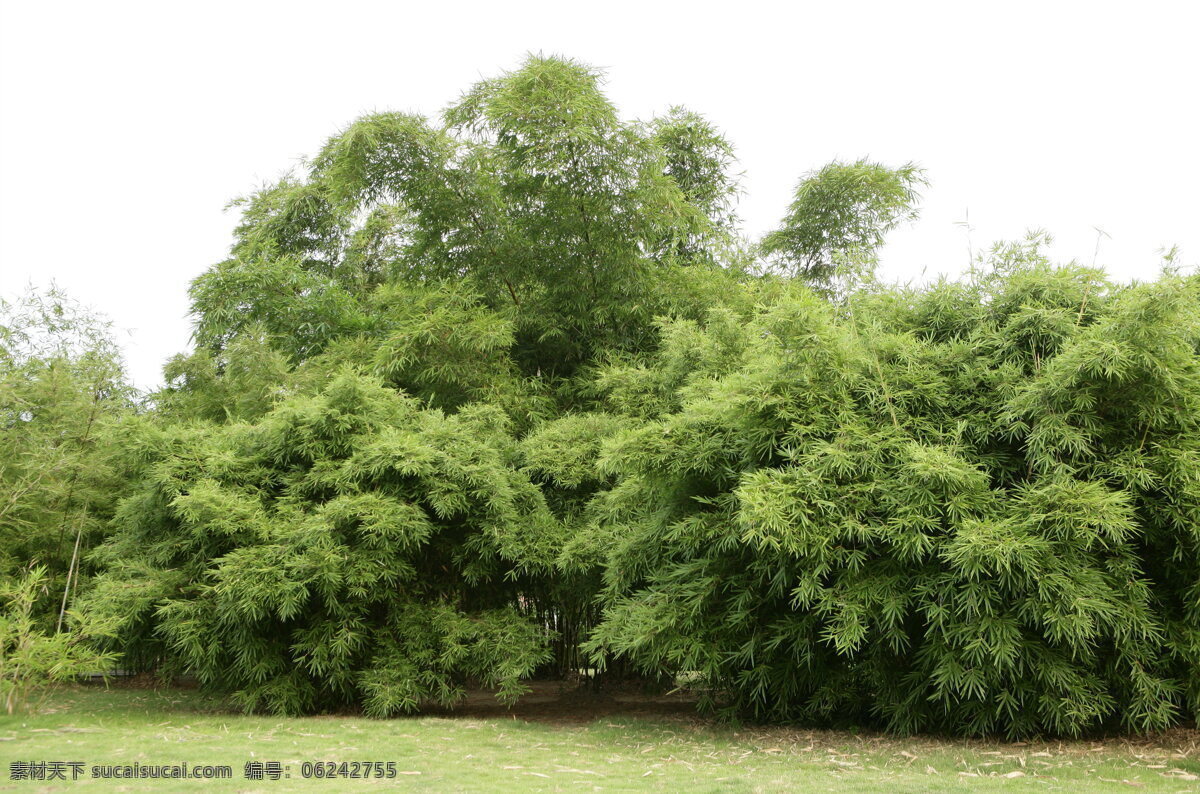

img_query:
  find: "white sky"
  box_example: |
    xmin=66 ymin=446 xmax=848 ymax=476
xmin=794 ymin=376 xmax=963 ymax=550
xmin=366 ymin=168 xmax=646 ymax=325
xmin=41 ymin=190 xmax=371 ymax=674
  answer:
xmin=2 ymin=0 xmax=1197 ymax=390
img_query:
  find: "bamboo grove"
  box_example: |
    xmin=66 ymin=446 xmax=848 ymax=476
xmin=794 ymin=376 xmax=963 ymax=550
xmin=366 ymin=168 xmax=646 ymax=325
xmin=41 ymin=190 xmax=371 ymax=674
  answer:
xmin=3 ymin=56 xmax=1198 ymax=737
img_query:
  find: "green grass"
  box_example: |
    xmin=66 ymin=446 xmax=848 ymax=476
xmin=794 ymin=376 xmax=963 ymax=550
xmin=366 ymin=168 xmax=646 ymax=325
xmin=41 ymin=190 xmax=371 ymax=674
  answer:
xmin=1 ymin=685 xmax=1198 ymax=792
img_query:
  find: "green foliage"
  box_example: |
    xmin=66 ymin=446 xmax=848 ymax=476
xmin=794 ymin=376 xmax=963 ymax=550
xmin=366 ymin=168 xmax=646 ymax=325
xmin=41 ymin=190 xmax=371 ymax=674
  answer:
xmin=358 ymin=602 xmax=547 ymax=716
xmin=85 ymin=373 xmax=553 ymax=715
xmin=0 ymin=287 xmax=133 ymax=625
xmin=10 ymin=55 xmax=1193 ymax=737
xmin=582 ymin=266 xmax=1200 ymax=737
xmin=642 ymin=107 xmax=741 ymax=263
xmin=182 ymin=55 xmax=736 ymax=402
xmin=189 ymin=253 xmax=368 ymax=363
xmin=159 ymin=327 xmax=292 ymax=423
xmin=366 ymin=283 xmax=537 ymax=417
xmin=762 ymin=160 xmax=926 ymax=292
xmin=1 ymin=566 xmax=117 ymax=713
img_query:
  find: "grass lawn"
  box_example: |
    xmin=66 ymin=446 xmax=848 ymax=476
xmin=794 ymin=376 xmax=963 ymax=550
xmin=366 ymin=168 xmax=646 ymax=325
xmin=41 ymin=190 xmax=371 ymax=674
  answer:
xmin=1 ymin=684 xmax=1198 ymax=792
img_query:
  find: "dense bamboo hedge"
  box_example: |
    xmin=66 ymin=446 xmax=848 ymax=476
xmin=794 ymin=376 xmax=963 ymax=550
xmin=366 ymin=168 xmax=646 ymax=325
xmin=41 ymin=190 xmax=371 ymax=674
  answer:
xmin=5 ymin=56 xmax=1197 ymax=736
